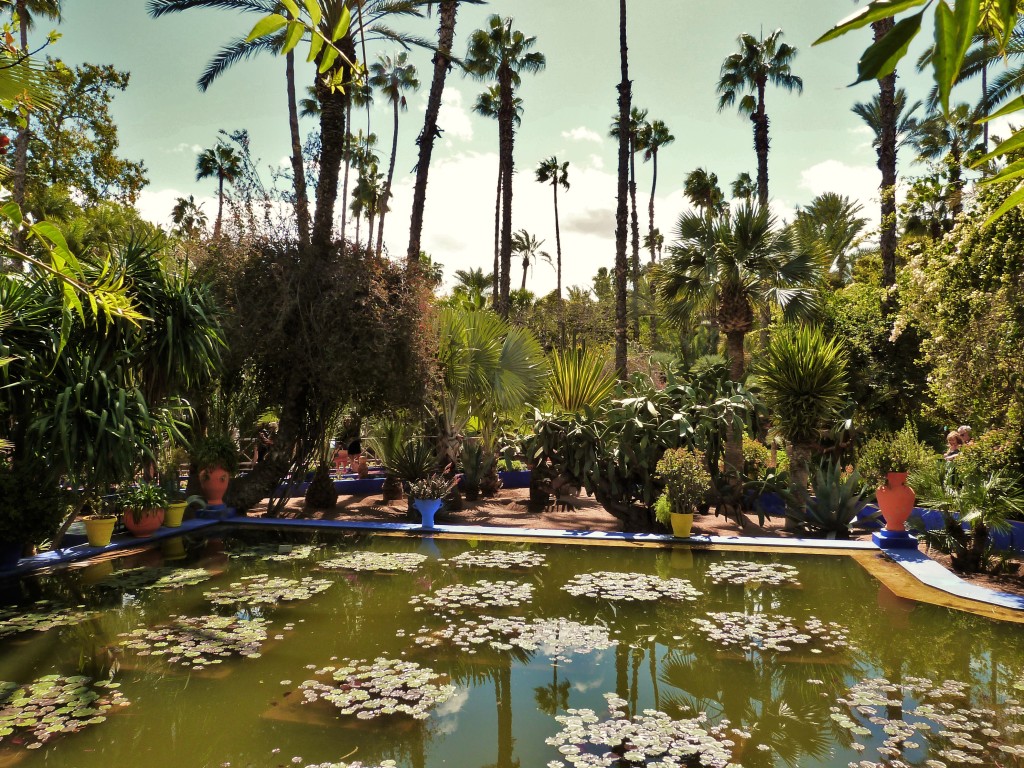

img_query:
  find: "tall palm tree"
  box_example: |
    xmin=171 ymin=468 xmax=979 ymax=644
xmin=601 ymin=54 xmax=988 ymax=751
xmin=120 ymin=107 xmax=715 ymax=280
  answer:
xmin=473 ymin=84 xmax=522 ymax=306
xmin=793 ymin=192 xmax=868 ymax=285
xmin=911 ymin=103 xmax=983 ymax=219
xmin=654 ymin=202 xmax=819 ymax=475
xmin=683 ymin=167 xmax=727 ymax=218
xmin=407 ymin=0 xmax=484 ymax=268
xmin=464 ymin=14 xmax=546 ymax=318
xmin=614 ymin=0 xmax=630 ymax=377
xmin=851 ymin=88 xmax=922 ymax=151
xmin=642 ymin=229 xmax=664 ymax=262
xmin=511 ymin=229 xmax=551 ymax=290
xmin=147 ymin=0 xmax=312 ymax=250
xmin=610 ymin=106 xmax=648 ymax=340
xmin=368 ymin=51 xmax=419 ymax=258
xmin=716 ymin=29 xmax=802 ymax=207
xmin=453 ymin=267 xmax=492 ymax=305
xmin=195 ymin=141 xmax=241 ymax=239
xmin=534 ymin=156 xmax=569 ymax=300
xmin=731 ymin=172 xmax=755 ymax=201
xmin=170 ymin=195 xmax=207 ymax=238
xmin=9 ymin=0 xmax=62 ymax=226
xmin=637 ymin=118 xmax=674 ymax=265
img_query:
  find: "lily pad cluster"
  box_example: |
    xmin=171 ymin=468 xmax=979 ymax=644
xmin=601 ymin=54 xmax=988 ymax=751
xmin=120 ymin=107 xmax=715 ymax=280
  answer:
xmin=413 ymin=616 xmax=615 ymax=663
xmin=298 ymin=657 xmax=455 ymax=720
xmin=94 ymin=566 xmax=211 ymax=592
xmin=544 ymin=693 xmax=735 ymax=768
xmin=0 ymin=674 xmax=129 ymax=750
xmin=204 ymin=574 xmax=333 ymax=606
xmin=409 ymin=580 xmax=534 ymax=614
xmin=832 ymin=675 xmax=1024 ymax=765
xmin=118 ymin=614 xmax=284 ymax=668
xmin=303 ymin=762 xmax=398 ymax=768
xmin=228 ymin=544 xmax=320 ymax=562
xmin=0 ymin=601 xmax=95 ymax=639
xmin=706 ymin=560 xmax=801 ymax=587
xmin=691 ymin=612 xmax=850 ymax=654
xmin=561 ymin=572 xmax=702 ymax=602
xmin=320 ymin=551 xmax=427 ymax=573
xmin=445 ymin=550 xmax=546 ymax=570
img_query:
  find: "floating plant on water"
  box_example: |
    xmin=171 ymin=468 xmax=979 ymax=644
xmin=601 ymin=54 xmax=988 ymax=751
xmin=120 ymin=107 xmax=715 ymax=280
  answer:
xmin=444 ymin=549 xmax=546 ymax=570
xmin=228 ymin=544 xmax=320 ymax=562
xmin=409 ymin=580 xmax=533 ymax=614
xmin=691 ymin=612 xmax=850 ymax=654
xmin=544 ymin=693 xmax=735 ymax=768
xmin=412 ymin=615 xmax=615 ymax=663
xmin=92 ymin=566 xmax=211 ymax=592
xmin=320 ymin=551 xmax=427 ymax=573
xmin=297 ymin=657 xmax=455 ymax=720
xmin=561 ymin=572 xmax=702 ymax=602
xmin=118 ymin=614 xmax=289 ymax=669
xmin=204 ymin=575 xmax=332 ymax=606
xmin=832 ymin=675 xmax=1024 ymax=765
xmin=705 ymin=560 xmax=801 ymax=587
xmin=0 ymin=674 xmax=129 ymax=750
xmin=0 ymin=601 xmax=96 ymax=639
xmin=303 ymin=762 xmax=398 ymax=768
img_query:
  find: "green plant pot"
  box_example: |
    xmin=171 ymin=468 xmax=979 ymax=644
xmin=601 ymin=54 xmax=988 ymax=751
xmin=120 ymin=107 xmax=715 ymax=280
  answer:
xmin=164 ymin=502 xmax=187 ymax=528
xmin=670 ymin=512 xmax=694 ymax=538
xmin=84 ymin=516 xmax=116 ymax=547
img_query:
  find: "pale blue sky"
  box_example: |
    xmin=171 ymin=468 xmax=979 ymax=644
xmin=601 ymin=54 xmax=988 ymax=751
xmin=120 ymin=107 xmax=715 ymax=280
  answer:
xmin=51 ymin=0 xmax=946 ymax=292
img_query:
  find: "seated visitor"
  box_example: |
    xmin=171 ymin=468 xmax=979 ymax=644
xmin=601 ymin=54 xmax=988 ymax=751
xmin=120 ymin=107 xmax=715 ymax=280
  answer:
xmin=957 ymin=424 xmax=973 ymax=447
xmin=943 ymin=430 xmax=961 ymax=461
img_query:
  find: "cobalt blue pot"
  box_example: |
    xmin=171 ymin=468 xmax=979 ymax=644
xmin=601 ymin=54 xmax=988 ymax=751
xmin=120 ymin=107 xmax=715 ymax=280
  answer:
xmin=412 ymin=498 xmax=443 ymax=529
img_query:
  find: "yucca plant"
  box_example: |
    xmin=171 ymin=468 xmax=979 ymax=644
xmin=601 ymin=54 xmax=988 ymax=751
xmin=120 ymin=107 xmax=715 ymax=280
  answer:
xmin=789 ymin=460 xmax=872 ymax=538
xmin=545 ymin=347 xmax=617 ymax=415
xmin=366 ymin=419 xmax=434 ymax=501
xmin=752 ymin=325 xmax=849 ymax=490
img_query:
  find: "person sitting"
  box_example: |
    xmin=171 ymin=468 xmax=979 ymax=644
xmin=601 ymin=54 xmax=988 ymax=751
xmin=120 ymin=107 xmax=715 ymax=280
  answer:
xmin=957 ymin=425 xmax=973 ymax=447
xmin=943 ymin=430 xmax=961 ymax=461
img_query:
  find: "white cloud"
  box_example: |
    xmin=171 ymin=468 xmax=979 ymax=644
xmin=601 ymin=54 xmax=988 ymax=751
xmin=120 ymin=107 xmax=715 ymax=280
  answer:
xmin=136 ymin=188 xmax=216 ymax=229
xmin=799 ymin=159 xmax=883 ymax=225
xmin=562 ymin=126 xmax=603 ymax=144
xmin=587 ymin=153 xmax=605 ymax=170
xmin=170 ymin=143 xmax=202 ymax=155
xmin=437 ymin=87 xmax=474 ymax=143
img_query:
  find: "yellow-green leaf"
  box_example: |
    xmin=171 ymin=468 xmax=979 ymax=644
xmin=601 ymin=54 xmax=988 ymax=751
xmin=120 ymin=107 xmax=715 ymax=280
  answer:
xmin=853 ymin=11 xmax=924 ymax=84
xmin=815 ymin=0 xmax=927 ymax=45
xmin=318 ymin=45 xmax=338 ymax=73
xmin=306 ymin=33 xmax=324 ymax=63
xmin=303 ymin=0 xmax=321 ymax=26
xmin=977 ymin=93 xmax=1024 ymax=123
xmin=933 ymin=0 xmax=980 ymax=113
xmin=332 ymin=4 xmax=351 ymax=41
xmin=282 ymin=19 xmax=304 ymax=55
xmin=279 ymin=0 xmax=300 ymax=18
xmin=971 ymin=125 xmax=1024 ymax=167
xmin=979 ymin=156 xmax=1024 ymax=185
xmin=246 ymin=13 xmax=287 ymax=42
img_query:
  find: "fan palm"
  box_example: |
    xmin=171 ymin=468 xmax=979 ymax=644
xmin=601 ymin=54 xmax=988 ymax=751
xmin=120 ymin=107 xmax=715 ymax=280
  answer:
xmin=716 ymin=29 xmax=802 ymax=207
xmin=911 ymin=103 xmax=983 ymax=218
xmin=511 ymin=229 xmax=551 ymax=291
xmin=637 ymin=118 xmax=674 ymax=264
xmin=793 ymin=192 xmax=868 ymax=285
xmin=368 ymin=51 xmax=419 ymax=258
xmin=195 ymin=141 xmax=241 ymax=239
xmin=683 ymin=167 xmax=727 ymax=218
xmin=731 ymin=172 xmax=755 ymax=201
xmin=610 ymin=105 xmax=648 ymax=340
xmin=535 ymin=156 xmax=569 ymax=300
xmin=463 ymin=14 xmax=545 ymax=318
xmin=753 ymin=324 xmax=849 ymax=489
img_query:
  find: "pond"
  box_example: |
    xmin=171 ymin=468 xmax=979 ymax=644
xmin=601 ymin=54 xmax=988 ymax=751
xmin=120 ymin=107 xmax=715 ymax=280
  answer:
xmin=0 ymin=529 xmax=1022 ymax=768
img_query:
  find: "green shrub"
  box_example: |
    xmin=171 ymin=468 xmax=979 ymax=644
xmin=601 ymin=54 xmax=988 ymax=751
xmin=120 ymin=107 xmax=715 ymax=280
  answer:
xmin=191 ymin=434 xmax=240 ymax=475
xmin=958 ymin=429 xmax=1021 ymax=478
xmin=656 ymin=447 xmax=712 ymax=514
xmin=857 ymin=423 xmax=930 ymax=488
xmin=0 ymin=461 xmax=68 ymax=547
xmin=653 ymin=492 xmax=672 ymax=526
xmin=742 ymin=436 xmax=771 ymax=479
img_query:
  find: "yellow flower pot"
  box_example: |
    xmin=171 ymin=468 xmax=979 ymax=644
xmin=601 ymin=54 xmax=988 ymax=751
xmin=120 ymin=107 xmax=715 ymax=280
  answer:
xmin=669 ymin=511 xmax=694 ymax=538
xmin=84 ymin=516 xmax=116 ymax=547
xmin=164 ymin=502 xmax=188 ymax=528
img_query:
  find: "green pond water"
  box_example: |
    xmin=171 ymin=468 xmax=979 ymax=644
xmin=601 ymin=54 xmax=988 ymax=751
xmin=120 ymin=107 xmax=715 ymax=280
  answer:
xmin=0 ymin=529 xmax=1022 ymax=768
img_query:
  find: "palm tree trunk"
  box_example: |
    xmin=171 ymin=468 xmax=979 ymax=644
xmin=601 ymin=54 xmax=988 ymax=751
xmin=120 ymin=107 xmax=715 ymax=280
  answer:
xmin=614 ymin=0 xmax=631 ymax=380
xmin=949 ymin=140 xmax=964 ymax=218
xmin=11 ymin=1 xmax=30 ymax=251
xmin=753 ymin=82 xmax=769 ymax=207
xmin=376 ymin=98 xmax=400 ymax=258
xmin=497 ymin=62 xmax=515 ymax=319
xmin=874 ymin=18 xmax=898 ymax=290
xmin=553 ymin=181 xmax=563 ymax=301
xmin=648 ymin=150 xmax=659 ymax=348
xmin=407 ymin=0 xmax=458 ymax=267
xmin=521 ymin=257 xmax=528 ymax=291
xmin=982 ymin=59 xmax=989 ymax=153
xmin=629 ymin=139 xmax=641 ymax=341
xmin=215 ymin=174 xmax=225 ymax=239
xmin=367 ymin=205 xmax=376 ymax=255
xmin=340 ymin=102 xmax=352 ymax=250
xmin=493 ymin=162 xmax=501 ymax=305
xmin=286 ymin=50 xmax=311 ymax=251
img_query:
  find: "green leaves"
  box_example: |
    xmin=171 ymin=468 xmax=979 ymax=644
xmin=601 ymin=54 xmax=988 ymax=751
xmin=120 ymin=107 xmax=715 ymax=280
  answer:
xmin=245 ymin=12 xmax=287 ymax=42
xmin=932 ymin=0 xmax=980 ymax=112
xmin=853 ymin=11 xmax=925 ymax=84
xmin=814 ymin=0 xmax=929 ymax=44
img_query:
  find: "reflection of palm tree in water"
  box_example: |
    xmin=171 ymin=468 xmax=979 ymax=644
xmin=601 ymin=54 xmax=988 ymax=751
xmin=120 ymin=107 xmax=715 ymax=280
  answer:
xmin=534 ymin=664 xmax=570 ymax=716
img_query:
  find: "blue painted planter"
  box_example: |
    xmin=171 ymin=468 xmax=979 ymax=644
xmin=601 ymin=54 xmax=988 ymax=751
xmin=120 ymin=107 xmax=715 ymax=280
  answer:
xmin=498 ymin=470 xmax=532 ymax=489
xmin=908 ymin=508 xmax=1024 ymax=553
xmin=412 ymin=498 xmax=443 ymax=530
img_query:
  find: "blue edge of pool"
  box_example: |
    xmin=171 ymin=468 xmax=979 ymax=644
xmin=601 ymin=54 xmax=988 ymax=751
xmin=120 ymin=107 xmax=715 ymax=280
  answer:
xmin=2 ymin=509 xmax=1022 ymax=615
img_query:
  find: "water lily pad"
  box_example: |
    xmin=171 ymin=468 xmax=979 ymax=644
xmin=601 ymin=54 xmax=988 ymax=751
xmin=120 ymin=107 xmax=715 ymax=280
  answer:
xmin=228 ymin=544 xmax=320 ymax=562
xmin=444 ymin=550 xmax=546 ymax=570
xmin=691 ymin=611 xmax=851 ymax=654
xmin=0 ymin=601 xmax=96 ymax=639
xmin=118 ymin=614 xmax=279 ymax=668
xmin=706 ymin=560 xmax=801 ymax=587
xmin=320 ymin=551 xmax=427 ymax=573
xmin=92 ymin=566 xmax=212 ymax=592
xmin=561 ymin=571 xmax=702 ymax=602
xmin=204 ymin=575 xmax=332 ymax=606
xmin=414 ymin=616 xmax=615 ymax=663
xmin=409 ymin=580 xmax=533 ymax=615
xmin=298 ymin=657 xmax=454 ymax=721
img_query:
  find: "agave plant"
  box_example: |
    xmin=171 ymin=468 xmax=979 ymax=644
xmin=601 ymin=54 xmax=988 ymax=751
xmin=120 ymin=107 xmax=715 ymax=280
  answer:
xmin=366 ymin=418 xmax=435 ymax=501
xmin=789 ymin=460 xmax=872 ymax=538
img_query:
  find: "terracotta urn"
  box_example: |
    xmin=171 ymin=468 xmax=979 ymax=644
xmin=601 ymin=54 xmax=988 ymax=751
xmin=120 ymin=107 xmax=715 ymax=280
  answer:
xmin=200 ymin=465 xmax=231 ymax=507
xmin=875 ymin=471 xmax=915 ymax=532
xmin=123 ymin=507 xmax=165 ymax=538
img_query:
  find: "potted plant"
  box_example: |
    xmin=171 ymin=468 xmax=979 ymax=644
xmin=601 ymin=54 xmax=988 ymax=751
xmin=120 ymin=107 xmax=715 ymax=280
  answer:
xmin=0 ymin=461 xmax=67 ymax=568
xmin=788 ymin=460 xmax=875 ymax=538
xmin=191 ymin=434 xmax=240 ymax=508
xmin=655 ymin=447 xmax=712 ymax=538
xmin=858 ymin=423 xmax=928 ymax=542
xmin=121 ymin=482 xmax=167 ymax=537
xmin=407 ymin=472 xmax=458 ymax=530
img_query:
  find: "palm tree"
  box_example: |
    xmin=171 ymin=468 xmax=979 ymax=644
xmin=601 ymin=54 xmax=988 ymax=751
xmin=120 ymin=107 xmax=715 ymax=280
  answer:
xmin=9 ymin=0 xmax=62 ymax=226
xmin=642 ymin=229 xmax=664 ymax=262
xmin=511 ymin=229 xmax=551 ymax=291
xmin=473 ymin=84 xmax=523 ymax=306
xmin=170 ymin=195 xmax=207 ymax=238
xmin=683 ymin=167 xmax=727 ymax=218
xmin=147 ymin=0 xmax=312 ymax=250
xmin=369 ymin=51 xmax=419 ymax=258
xmin=731 ymin=172 xmax=755 ymax=201
xmin=851 ymin=88 xmax=922 ymax=151
xmin=535 ymin=156 xmax=569 ymax=300
xmin=911 ymin=103 xmax=983 ymax=219
xmin=464 ymin=14 xmax=546 ymax=318
xmin=637 ymin=118 xmax=674 ymax=265
xmin=654 ymin=202 xmax=819 ymax=476
xmin=195 ymin=141 xmax=241 ymax=239
xmin=407 ymin=0 xmax=484 ymax=268
xmin=793 ymin=192 xmax=868 ymax=285
xmin=341 ymin=84 xmax=374 ymax=250
xmin=453 ymin=267 xmax=492 ymax=305
xmin=716 ymin=29 xmax=802 ymax=207
xmin=614 ymin=0 xmax=631 ymax=377
xmin=610 ymin=105 xmax=648 ymax=340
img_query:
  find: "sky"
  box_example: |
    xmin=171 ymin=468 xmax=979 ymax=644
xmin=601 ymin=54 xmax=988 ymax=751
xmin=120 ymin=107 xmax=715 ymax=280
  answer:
xmin=47 ymin=0 xmax=951 ymax=295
